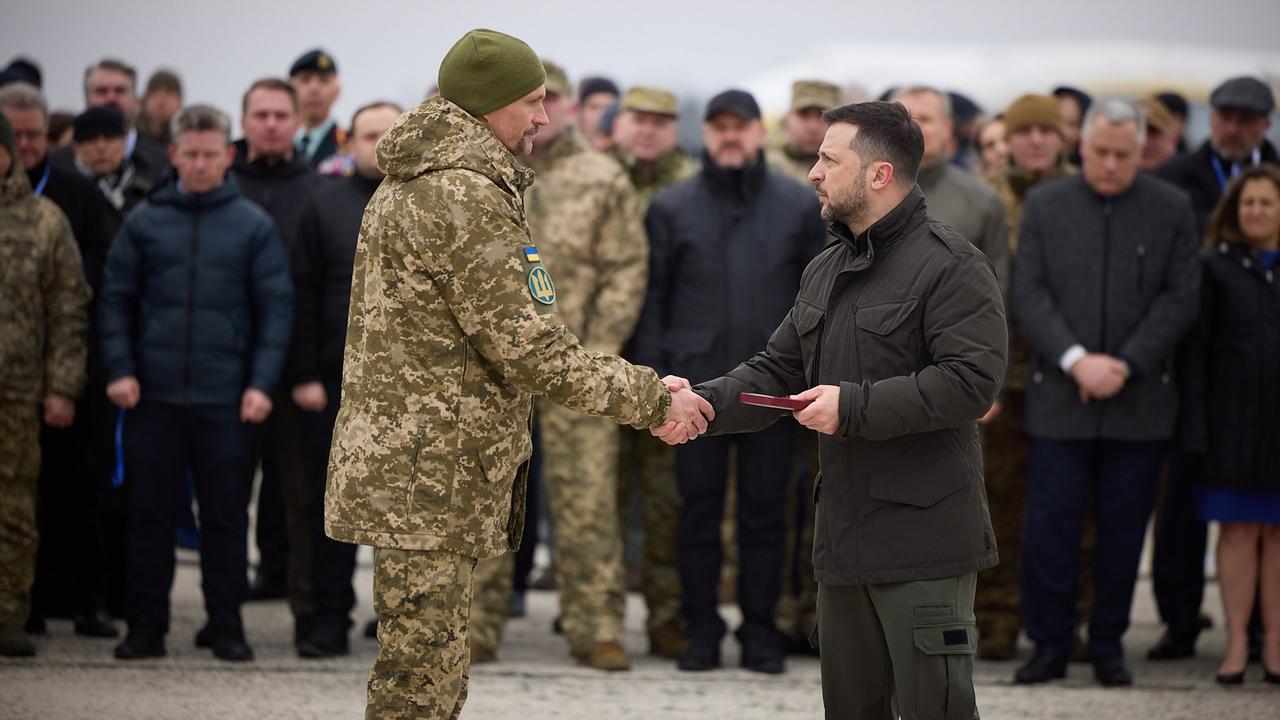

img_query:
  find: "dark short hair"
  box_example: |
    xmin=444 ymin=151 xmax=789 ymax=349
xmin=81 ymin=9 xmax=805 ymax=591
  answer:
xmin=822 ymin=101 xmax=924 ymax=184
xmin=350 ymin=101 xmax=403 ymax=133
xmin=145 ymin=69 xmax=182 ymax=98
xmin=1207 ymin=163 xmax=1280 ymax=249
xmin=241 ymin=77 xmax=298 ymax=115
xmin=83 ymin=59 xmax=137 ymax=97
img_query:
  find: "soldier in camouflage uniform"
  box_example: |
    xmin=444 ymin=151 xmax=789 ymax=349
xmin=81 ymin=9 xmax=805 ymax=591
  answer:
xmin=324 ymin=31 xmax=711 ymax=719
xmin=0 ymin=112 xmax=91 ymax=657
xmin=606 ymin=86 xmax=698 ymax=657
xmin=979 ymin=93 xmax=1093 ymax=660
xmin=469 ymin=61 xmax=649 ymax=672
xmin=765 ymin=80 xmax=840 ymax=187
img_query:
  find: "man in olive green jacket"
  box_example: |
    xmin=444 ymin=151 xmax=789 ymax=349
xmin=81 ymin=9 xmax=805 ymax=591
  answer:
xmin=324 ymin=30 xmax=710 ymax=720
xmin=658 ymin=101 xmax=1006 ymax=719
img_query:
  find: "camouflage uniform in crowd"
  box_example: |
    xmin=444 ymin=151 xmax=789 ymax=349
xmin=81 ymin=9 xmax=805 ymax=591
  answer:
xmin=605 ymin=86 xmax=698 ymax=654
xmin=980 ymin=163 xmax=1093 ymax=658
xmin=470 ymin=66 xmax=649 ymax=666
xmin=325 ymin=96 xmax=672 ymax=719
xmin=0 ymin=167 xmax=90 ymax=643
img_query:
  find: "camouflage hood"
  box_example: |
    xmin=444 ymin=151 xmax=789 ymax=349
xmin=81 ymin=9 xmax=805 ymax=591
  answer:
xmin=376 ymin=95 xmax=534 ymax=196
xmin=0 ymin=162 xmax=32 ymax=208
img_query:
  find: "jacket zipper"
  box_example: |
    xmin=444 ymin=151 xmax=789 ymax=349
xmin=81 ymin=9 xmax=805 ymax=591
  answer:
xmin=183 ymin=208 xmax=200 ymax=405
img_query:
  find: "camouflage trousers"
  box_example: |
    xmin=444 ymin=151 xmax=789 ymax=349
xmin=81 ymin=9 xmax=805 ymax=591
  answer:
xmin=471 ymin=402 xmax=628 ymax=653
xmin=977 ymin=391 xmax=1094 ymax=644
xmin=366 ymin=547 xmax=476 ymax=720
xmin=776 ymin=433 xmax=818 ymax=643
xmin=616 ymin=428 xmax=680 ymax=633
xmin=0 ymin=402 xmax=40 ymax=625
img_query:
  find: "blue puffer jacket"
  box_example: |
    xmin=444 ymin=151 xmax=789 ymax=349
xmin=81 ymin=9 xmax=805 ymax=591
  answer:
xmin=99 ymin=174 xmax=294 ymax=406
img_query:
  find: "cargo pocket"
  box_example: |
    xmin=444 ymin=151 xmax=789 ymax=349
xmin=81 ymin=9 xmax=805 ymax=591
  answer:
xmin=913 ymin=623 xmax=977 ymax=720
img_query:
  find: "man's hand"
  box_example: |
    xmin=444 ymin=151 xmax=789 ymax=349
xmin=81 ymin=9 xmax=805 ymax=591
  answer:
xmin=292 ymin=382 xmax=327 ymax=412
xmin=978 ymin=400 xmax=1002 ymax=425
xmin=106 ymin=376 xmax=140 ymax=409
xmin=1068 ymin=353 xmax=1128 ymax=404
xmin=662 ymin=375 xmax=692 ymax=393
xmin=650 ymin=387 xmax=715 ymax=445
xmin=240 ymin=388 xmax=273 ymax=423
xmin=43 ymin=393 xmax=76 ymax=428
xmin=792 ymin=384 xmax=841 ymax=435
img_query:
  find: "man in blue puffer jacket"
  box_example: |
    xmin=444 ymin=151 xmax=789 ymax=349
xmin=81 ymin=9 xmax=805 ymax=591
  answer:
xmin=98 ymin=104 xmax=294 ymax=663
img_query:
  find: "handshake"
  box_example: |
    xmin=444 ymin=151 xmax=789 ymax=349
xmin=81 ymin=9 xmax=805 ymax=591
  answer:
xmin=649 ymin=375 xmax=714 ymax=445
xmin=648 ymin=376 xmax=844 ymax=445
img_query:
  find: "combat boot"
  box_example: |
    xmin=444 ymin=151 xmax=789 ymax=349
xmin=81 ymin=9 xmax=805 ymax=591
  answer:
xmin=648 ymin=617 xmax=687 ymax=659
xmin=573 ymin=641 xmax=631 ymax=671
xmin=0 ymin=624 xmax=35 ymax=657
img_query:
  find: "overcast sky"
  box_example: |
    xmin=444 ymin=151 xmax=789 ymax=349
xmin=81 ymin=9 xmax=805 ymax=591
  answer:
xmin=6 ymin=0 xmax=1280 ymax=127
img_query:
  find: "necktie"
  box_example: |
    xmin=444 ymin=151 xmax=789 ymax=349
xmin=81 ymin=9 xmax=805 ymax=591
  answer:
xmin=298 ymin=134 xmax=311 ymax=159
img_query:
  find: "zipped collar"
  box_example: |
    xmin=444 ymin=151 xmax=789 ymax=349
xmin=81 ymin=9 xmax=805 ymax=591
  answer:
xmin=826 ymin=185 xmax=928 ymax=270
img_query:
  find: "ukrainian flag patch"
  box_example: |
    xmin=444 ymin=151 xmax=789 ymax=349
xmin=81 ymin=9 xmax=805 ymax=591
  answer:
xmin=523 ymin=247 xmax=541 ymax=263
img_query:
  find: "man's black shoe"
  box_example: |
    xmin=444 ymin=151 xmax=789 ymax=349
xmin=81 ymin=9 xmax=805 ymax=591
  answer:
xmin=742 ymin=644 xmax=785 ymax=674
xmin=677 ymin=639 xmax=721 ymax=671
xmin=1146 ymin=630 xmax=1196 ymax=660
xmin=364 ymin=619 xmax=378 ymax=639
xmin=194 ymin=624 xmax=214 ymax=648
xmin=508 ymin=592 xmax=526 ymax=618
xmin=213 ymin=635 xmax=254 ymax=662
xmin=1092 ymin=655 xmax=1133 ymax=686
xmin=24 ymin=615 xmax=46 ymax=635
xmin=1014 ymin=649 xmax=1068 ymax=684
xmin=297 ymin=623 xmax=351 ymax=658
xmin=781 ymin=632 xmax=819 ymax=657
xmin=114 ymin=632 xmax=166 ymax=660
xmin=74 ymin=609 xmax=119 ymax=638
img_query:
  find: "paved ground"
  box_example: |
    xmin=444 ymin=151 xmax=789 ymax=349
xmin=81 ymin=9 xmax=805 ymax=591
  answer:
xmin=1 ymin=546 xmax=1276 ymax=719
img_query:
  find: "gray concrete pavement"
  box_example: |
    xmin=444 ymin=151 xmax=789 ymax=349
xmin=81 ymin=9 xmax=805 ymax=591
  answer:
xmin=1 ymin=548 xmax=1275 ymax=719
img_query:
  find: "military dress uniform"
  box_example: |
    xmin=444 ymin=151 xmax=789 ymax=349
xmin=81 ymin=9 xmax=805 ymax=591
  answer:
xmin=0 ymin=162 xmax=90 ymax=653
xmin=325 ymin=93 xmax=672 ymax=718
xmin=468 ymin=72 xmax=651 ymax=666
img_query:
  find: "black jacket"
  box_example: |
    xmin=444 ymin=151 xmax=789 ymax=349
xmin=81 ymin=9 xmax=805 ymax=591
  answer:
xmin=1012 ymin=173 xmax=1201 ymax=441
xmin=629 ymin=153 xmax=826 ymax=382
xmin=27 ymin=156 xmax=114 ymax=295
xmin=1180 ymin=244 xmax=1280 ymax=492
xmin=1156 ymin=139 xmax=1280 ymax=237
xmin=695 ymin=187 xmax=1007 ymax=585
xmin=291 ymin=173 xmax=380 ymax=385
xmin=99 ymin=175 xmax=294 ymax=406
xmin=231 ymin=141 xmax=318 ymax=253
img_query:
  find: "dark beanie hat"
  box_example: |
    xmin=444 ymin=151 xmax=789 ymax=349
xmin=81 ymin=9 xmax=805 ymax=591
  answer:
xmin=438 ymin=29 xmax=545 ymax=117
xmin=578 ymin=76 xmax=619 ymax=104
xmin=6 ymin=57 xmax=41 ymax=88
xmin=74 ymin=106 xmax=126 ymax=142
xmin=0 ymin=112 xmax=15 ymax=176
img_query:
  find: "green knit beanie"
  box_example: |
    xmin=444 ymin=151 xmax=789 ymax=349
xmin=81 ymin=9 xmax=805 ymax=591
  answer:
xmin=0 ymin=112 xmax=15 ymax=176
xmin=438 ymin=29 xmax=546 ymax=118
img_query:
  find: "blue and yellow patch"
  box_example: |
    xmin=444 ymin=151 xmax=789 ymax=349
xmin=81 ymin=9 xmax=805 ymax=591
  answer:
xmin=523 ymin=247 xmax=541 ymax=263
xmin=528 ymin=267 xmax=556 ymax=305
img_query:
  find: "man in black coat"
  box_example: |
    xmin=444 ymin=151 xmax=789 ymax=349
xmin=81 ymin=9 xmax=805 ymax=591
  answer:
xmin=286 ymin=100 xmax=399 ymax=657
xmin=0 ymin=81 xmax=122 ymax=635
xmin=100 ymin=105 xmax=293 ymax=662
xmin=230 ymin=78 xmax=319 ymax=616
xmin=1012 ymin=99 xmax=1200 ymax=686
xmin=289 ymin=50 xmax=345 ymax=170
xmin=630 ymin=90 xmax=826 ymax=674
xmin=1150 ymin=76 xmax=1277 ymax=661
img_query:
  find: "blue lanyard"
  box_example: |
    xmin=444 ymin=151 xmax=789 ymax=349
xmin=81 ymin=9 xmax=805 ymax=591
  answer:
xmin=1211 ymin=149 xmax=1263 ymax=192
xmin=111 ymin=408 xmax=126 ymax=488
xmin=33 ymin=163 xmax=50 ymax=196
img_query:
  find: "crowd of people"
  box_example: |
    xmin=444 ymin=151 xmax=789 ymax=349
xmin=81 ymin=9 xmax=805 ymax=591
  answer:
xmin=0 ymin=42 xmax=1277 ymax=697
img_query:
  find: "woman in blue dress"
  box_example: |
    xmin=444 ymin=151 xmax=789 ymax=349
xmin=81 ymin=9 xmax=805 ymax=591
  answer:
xmin=1184 ymin=163 xmax=1280 ymax=684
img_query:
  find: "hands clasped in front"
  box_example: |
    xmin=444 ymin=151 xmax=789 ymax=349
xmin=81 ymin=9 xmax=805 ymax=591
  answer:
xmin=649 ymin=380 xmax=845 ymax=446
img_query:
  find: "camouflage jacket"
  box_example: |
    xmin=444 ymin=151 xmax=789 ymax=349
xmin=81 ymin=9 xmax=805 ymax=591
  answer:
xmin=0 ymin=169 xmax=90 ymax=405
xmin=325 ymin=97 xmax=672 ymax=558
xmin=608 ymin=147 xmax=697 ymax=216
xmin=764 ymin=143 xmax=817 ymax=188
xmin=521 ymin=130 xmax=647 ymax=355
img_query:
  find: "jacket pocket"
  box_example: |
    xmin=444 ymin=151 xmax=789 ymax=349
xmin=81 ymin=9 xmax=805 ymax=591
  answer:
xmin=855 ymin=298 xmax=919 ymax=336
xmin=867 ymin=456 xmax=972 ymax=508
xmin=794 ymin=301 xmax=825 ymax=382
